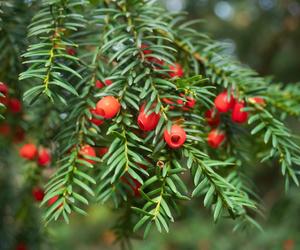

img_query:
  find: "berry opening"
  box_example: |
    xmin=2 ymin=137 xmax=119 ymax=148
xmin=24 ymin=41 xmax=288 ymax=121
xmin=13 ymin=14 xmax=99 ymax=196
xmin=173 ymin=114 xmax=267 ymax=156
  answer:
xmin=171 ymin=135 xmax=180 ymax=144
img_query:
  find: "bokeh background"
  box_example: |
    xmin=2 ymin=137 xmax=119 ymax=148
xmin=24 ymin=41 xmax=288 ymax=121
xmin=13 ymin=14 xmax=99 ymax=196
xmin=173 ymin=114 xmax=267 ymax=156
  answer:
xmin=1 ymin=1 xmax=300 ymax=249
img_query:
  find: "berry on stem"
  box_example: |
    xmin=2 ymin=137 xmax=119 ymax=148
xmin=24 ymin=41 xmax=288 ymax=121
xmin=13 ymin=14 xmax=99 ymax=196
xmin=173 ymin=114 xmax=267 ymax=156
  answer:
xmin=205 ymin=108 xmax=220 ymax=127
xmin=96 ymin=96 xmax=120 ymax=119
xmin=169 ymin=63 xmax=184 ymax=78
xmin=19 ymin=143 xmax=37 ymax=160
xmin=89 ymin=108 xmax=104 ymax=126
xmin=207 ymin=129 xmax=226 ymax=148
xmin=137 ymin=104 xmax=161 ymax=131
xmin=232 ymin=101 xmax=248 ymax=123
xmin=214 ymin=91 xmax=235 ymax=113
xmin=98 ymin=147 xmax=108 ymax=157
xmin=79 ymin=144 xmax=96 ymax=164
xmin=95 ymin=79 xmax=112 ymax=89
xmin=164 ymin=125 xmax=186 ymax=149
xmin=32 ymin=187 xmax=45 ymax=202
xmin=37 ymin=148 xmax=51 ymax=166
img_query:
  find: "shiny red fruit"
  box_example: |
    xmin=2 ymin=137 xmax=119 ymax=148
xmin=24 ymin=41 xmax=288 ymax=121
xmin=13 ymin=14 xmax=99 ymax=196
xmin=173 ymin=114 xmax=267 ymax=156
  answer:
xmin=96 ymin=96 xmax=120 ymax=119
xmin=38 ymin=148 xmax=51 ymax=166
xmin=185 ymin=96 xmax=196 ymax=108
xmin=214 ymin=91 xmax=235 ymax=113
xmin=169 ymin=63 xmax=184 ymax=78
xmin=98 ymin=147 xmax=108 ymax=157
xmin=32 ymin=187 xmax=45 ymax=202
xmin=137 ymin=105 xmax=161 ymax=131
xmin=141 ymin=44 xmax=152 ymax=54
xmin=164 ymin=125 xmax=186 ymax=149
xmin=19 ymin=143 xmax=37 ymax=160
xmin=89 ymin=108 xmax=104 ymax=126
xmin=79 ymin=144 xmax=96 ymax=164
xmin=0 ymin=82 xmax=8 ymax=95
xmin=105 ymin=79 xmax=112 ymax=86
xmin=95 ymin=79 xmax=112 ymax=89
xmin=47 ymin=195 xmax=63 ymax=209
xmin=232 ymin=101 xmax=248 ymax=124
xmin=248 ymin=97 xmax=266 ymax=106
xmin=9 ymin=98 xmax=22 ymax=113
xmin=205 ymin=108 xmax=220 ymax=127
xmin=208 ymin=129 xmax=226 ymax=148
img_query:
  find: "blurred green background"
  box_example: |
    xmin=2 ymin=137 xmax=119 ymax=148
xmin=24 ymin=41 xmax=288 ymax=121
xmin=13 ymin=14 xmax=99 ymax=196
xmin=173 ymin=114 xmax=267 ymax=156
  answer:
xmin=1 ymin=1 xmax=300 ymax=249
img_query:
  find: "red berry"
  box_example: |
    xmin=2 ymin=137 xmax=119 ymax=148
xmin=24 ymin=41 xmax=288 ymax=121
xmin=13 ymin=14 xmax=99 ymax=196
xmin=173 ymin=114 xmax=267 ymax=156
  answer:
xmin=214 ymin=91 xmax=235 ymax=113
xmin=164 ymin=125 xmax=186 ymax=149
xmin=137 ymin=104 xmax=161 ymax=131
xmin=185 ymin=96 xmax=196 ymax=108
xmin=205 ymin=108 xmax=220 ymax=127
xmin=32 ymin=187 xmax=45 ymax=202
xmin=169 ymin=63 xmax=184 ymax=78
xmin=79 ymin=144 xmax=96 ymax=164
xmin=96 ymin=96 xmax=120 ymax=119
xmin=37 ymin=148 xmax=51 ymax=166
xmin=248 ymin=97 xmax=266 ymax=106
xmin=232 ymin=101 xmax=248 ymax=124
xmin=95 ymin=80 xmax=104 ymax=89
xmin=89 ymin=108 xmax=104 ymax=126
xmin=66 ymin=48 xmax=76 ymax=56
xmin=0 ymin=123 xmax=10 ymax=136
xmin=162 ymin=98 xmax=175 ymax=110
xmin=141 ymin=44 xmax=152 ymax=55
xmin=8 ymin=98 xmax=22 ymax=113
xmin=98 ymin=147 xmax=108 ymax=157
xmin=47 ymin=195 xmax=63 ymax=209
xmin=207 ymin=129 xmax=226 ymax=148
xmin=13 ymin=127 xmax=25 ymax=143
xmin=16 ymin=243 xmax=27 ymax=250
xmin=0 ymin=82 xmax=8 ymax=95
xmin=19 ymin=143 xmax=37 ymax=160
xmin=105 ymin=79 xmax=112 ymax=86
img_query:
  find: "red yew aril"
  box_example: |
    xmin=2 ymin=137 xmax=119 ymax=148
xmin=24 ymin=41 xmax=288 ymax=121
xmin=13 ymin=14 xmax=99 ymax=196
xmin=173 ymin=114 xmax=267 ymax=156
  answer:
xmin=66 ymin=48 xmax=76 ymax=56
xmin=96 ymin=96 xmax=120 ymax=119
xmin=47 ymin=195 xmax=63 ymax=209
xmin=207 ymin=129 xmax=226 ymax=148
xmin=232 ymin=101 xmax=248 ymax=124
xmin=19 ymin=143 xmax=37 ymax=160
xmin=38 ymin=148 xmax=51 ymax=166
xmin=169 ymin=63 xmax=184 ymax=78
xmin=164 ymin=125 xmax=186 ymax=149
xmin=248 ymin=97 xmax=266 ymax=106
xmin=0 ymin=123 xmax=10 ymax=136
xmin=8 ymin=98 xmax=22 ymax=113
xmin=16 ymin=243 xmax=27 ymax=250
xmin=162 ymin=98 xmax=175 ymax=110
xmin=89 ymin=108 xmax=104 ymax=126
xmin=95 ymin=79 xmax=112 ymax=89
xmin=0 ymin=82 xmax=8 ymax=95
xmin=137 ymin=104 xmax=161 ymax=131
xmin=13 ymin=127 xmax=25 ymax=143
xmin=214 ymin=91 xmax=235 ymax=113
xmin=98 ymin=147 xmax=108 ymax=157
xmin=79 ymin=144 xmax=96 ymax=164
xmin=205 ymin=108 xmax=220 ymax=127
xmin=32 ymin=187 xmax=45 ymax=202
xmin=141 ymin=44 xmax=152 ymax=54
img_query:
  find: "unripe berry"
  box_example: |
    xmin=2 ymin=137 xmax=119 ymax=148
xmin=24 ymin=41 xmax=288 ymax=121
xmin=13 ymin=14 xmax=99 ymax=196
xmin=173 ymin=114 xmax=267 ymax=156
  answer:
xmin=0 ymin=82 xmax=8 ymax=95
xmin=89 ymin=108 xmax=104 ymax=126
xmin=98 ymin=147 xmax=108 ymax=157
xmin=137 ymin=104 xmax=161 ymax=131
xmin=207 ymin=129 xmax=226 ymax=148
xmin=205 ymin=108 xmax=220 ymax=127
xmin=164 ymin=125 xmax=186 ymax=149
xmin=32 ymin=187 xmax=45 ymax=202
xmin=79 ymin=144 xmax=96 ymax=164
xmin=169 ymin=63 xmax=184 ymax=78
xmin=214 ymin=91 xmax=235 ymax=113
xmin=232 ymin=101 xmax=248 ymax=124
xmin=19 ymin=143 xmax=37 ymax=160
xmin=37 ymin=148 xmax=51 ymax=166
xmin=96 ymin=96 xmax=120 ymax=119
xmin=8 ymin=98 xmax=22 ymax=113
